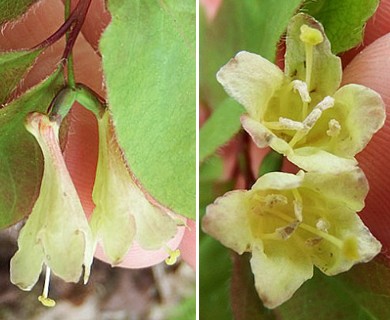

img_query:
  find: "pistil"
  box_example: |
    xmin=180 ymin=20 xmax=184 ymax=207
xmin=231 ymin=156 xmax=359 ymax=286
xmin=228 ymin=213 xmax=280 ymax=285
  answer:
xmin=38 ymin=266 xmax=56 ymax=307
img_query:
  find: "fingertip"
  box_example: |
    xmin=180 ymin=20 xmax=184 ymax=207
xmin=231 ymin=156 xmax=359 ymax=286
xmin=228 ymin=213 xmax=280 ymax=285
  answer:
xmin=343 ymin=34 xmax=390 ymax=251
xmin=179 ymin=219 xmax=196 ymax=270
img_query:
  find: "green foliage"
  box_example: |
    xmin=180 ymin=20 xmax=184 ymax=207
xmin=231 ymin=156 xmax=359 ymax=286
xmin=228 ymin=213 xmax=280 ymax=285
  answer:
xmin=0 ymin=70 xmax=64 ymax=228
xmin=229 ymin=254 xmax=390 ymax=319
xmin=168 ymin=293 xmax=196 ymax=320
xmin=302 ymin=0 xmax=379 ymax=53
xmin=200 ymin=0 xmax=303 ymax=108
xmin=231 ymin=253 xmax=276 ymax=320
xmin=200 ymin=99 xmax=243 ymax=163
xmin=278 ymin=258 xmax=390 ymax=319
xmin=258 ymin=150 xmax=283 ymax=177
xmin=100 ymin=0 xmax=195 ymax=219
xmin=0 ymin=0 xmax=39 ymax=25
xmin=0 ymin=49 xmax=41 ymax=103
xmin=200 ymin=236 xmax=233 ymax=320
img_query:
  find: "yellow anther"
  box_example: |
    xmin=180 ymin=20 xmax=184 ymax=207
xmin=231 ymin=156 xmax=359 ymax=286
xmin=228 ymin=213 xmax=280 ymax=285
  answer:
xmin=38 ymin=295 xmax=56 ymax=307
xmin=327 ymin=119 xmax=341 ymax=137
xmin=165 ymin=248 xmax=181 ymax=266
xmin=300 ymin=25 xmax=324 ymax=46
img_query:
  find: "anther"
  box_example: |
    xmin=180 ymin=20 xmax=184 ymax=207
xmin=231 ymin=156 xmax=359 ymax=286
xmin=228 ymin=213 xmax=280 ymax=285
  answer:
xmin=327 ymin=119 xmax=341 ymax=137
xmin=165 ymin=247 xmax=181 ymax=266
xmin=291 ymin=80 xmax=311 ymax=103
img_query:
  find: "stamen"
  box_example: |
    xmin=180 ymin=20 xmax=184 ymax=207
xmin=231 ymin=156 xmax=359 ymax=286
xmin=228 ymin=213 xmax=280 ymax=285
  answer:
xmin=38 ymin=265 xmax=56 ymax=308
xmin=291 ymin=80 xmax=311 ymax=103
xmin=254 ymin=193 xmax=289 ymax=207
xmin=327 ymin=119 xmax=341 ymax=137
xmin=165 ymin=246 xmax=181 ymax=266
xmin=264 ymin=118 xmax=304 ymax=131
xmin=316 ymin=218 xmax=330 ymax=232
xmin=265 ymin=209 xmax=344 ymax=249
xmin=276 ymin=220 xmax=300 ymax=240
xmin=289 ymin=96 xmax=335 ymax=147
xmin=292 ymin=189 xmax=303 ymax=222
xmin=305 ymin=237 xmax=323 ymax=246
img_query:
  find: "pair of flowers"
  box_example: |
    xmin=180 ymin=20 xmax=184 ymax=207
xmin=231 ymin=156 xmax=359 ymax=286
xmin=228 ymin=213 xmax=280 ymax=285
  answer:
xmin=11 ymin=106 xmax=183 ymax=306
xmin=202 ymin=14 xmax=386 ymax=308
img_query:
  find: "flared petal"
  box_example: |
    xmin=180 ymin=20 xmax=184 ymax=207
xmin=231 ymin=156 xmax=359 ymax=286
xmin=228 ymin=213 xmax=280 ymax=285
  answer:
xmin=250 ymin=239 xmax=313 ymax=309
xmin=288 ymin=147 xmax=357 ymax=173
xmin=306 ymin=206 xmax=381 ymax=276
xmin=241 ymin=114 xmax=291 ymax=154
xmin=285 ymin=14 xmax=341 ymax=100
xmin=217 ymin=51 xmax=285 ymax=120
xmin=303 ymin=168 xmax=368 ymax=212
xmin=202 ymin=190 xmax=252 ymax=254
xmin=332 ymin=84 xmax=386 ymax=156
xmin=252 ymin=171 xmax=303 ymax=191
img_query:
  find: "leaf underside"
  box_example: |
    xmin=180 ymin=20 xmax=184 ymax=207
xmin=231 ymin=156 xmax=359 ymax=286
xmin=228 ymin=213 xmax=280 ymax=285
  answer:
xmin=100 ymin=0 xmax=196 ymax=219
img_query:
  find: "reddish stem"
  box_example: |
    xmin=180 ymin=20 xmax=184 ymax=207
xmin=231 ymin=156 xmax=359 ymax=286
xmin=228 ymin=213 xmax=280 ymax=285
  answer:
xmin=32 ymin=0 xmax=92 ymax=60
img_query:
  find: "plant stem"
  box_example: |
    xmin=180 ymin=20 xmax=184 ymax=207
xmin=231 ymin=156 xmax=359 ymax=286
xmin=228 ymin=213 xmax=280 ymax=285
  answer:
xmin=65 ymin=0 xmax=76 ymax=88
xmin=32 ymin=0 xmax=92 ymax=60
xmin=62 ymin=0 xmax=92 ymax=60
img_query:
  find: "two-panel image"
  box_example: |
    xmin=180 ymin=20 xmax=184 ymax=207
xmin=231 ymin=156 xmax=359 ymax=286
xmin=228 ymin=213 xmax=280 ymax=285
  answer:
xmin=0 ymin=0 xmax=388 ymax=319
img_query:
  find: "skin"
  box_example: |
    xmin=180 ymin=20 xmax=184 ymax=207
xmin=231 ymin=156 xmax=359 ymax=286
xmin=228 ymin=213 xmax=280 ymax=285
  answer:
xmin=201 ymin=0 xmax=390 ymax=259
xmin=1 ymin=0 xmax=195 ymax=269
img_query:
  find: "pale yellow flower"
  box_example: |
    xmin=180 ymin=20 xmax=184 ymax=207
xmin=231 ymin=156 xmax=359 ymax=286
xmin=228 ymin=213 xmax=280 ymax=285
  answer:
xmin=217 ymin=14 xmax=385 ymax=172
xmin=90 ymin=111 xmax=183 ymax=265
xmin=202 ymin=169 xmax=381 ymax=308
xmin=10 ymin=113 xmax=94 ymax=307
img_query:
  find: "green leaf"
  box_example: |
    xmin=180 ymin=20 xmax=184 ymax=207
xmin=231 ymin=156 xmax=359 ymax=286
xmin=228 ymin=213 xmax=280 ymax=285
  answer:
xmin=100 ymin=0 xmax=195 ymax=219
xmin=200 ymin=99 xmax=243 ymax=163
xmin=0 ymin=0 xmax=39 ymax=25
xmin=200 ymin=156 xmax=223 ymax=182
xmin=302 ymin=0 xmax=379 ymax=53
xmin=278 ymin=256 xmax=390 ymax=319
xmin=200 ymin=235 xmax=233 ymax=320
xmin=200 ymin=0 xmax=303 ymax=108
xmin=0 ymin=70 xmax=64 ymax=228
xmin=0 ymin=49 xmax=41 ymax=103
xmin=227 ymin=252 xmax=390 ymax=319
xmin=167 ymin=293 xmax=196 ymax=320
xmin=258 ymin=150 xmax=283 ymax=177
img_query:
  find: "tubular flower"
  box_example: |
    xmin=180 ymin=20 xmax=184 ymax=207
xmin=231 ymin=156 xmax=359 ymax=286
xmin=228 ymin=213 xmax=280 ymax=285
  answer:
xmin=90 ymin=111 xmax=183 ymax=266
xmin=10 ymin=113 xmax=94 ymax=307
xmin=202 ymin=169 xmax=381 ymax=309
xmin=216 ymin=14 xmax=386 ymax=172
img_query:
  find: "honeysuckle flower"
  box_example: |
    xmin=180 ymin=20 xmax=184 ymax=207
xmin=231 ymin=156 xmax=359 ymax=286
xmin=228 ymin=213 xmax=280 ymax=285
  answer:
xmin=90 ymin=111 xmax=184 ymax=266
xmin=10 ymin=112 xmax=94 ymax=307
xmin=202 ymin=169 xmax=381 ymax=308
xmin=216 ymin=13 xmax=386 ymax=172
